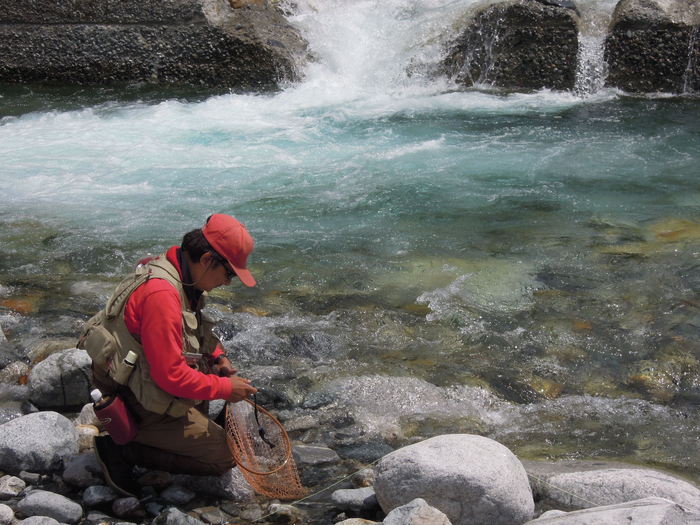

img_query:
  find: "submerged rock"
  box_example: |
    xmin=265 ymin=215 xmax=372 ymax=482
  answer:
xmin=374 ymin=434 xmax=534 ymax=525
xmin=0 ymin=0 xmax=307 ymax=90
xmin=442 ymin=0 xmax=579 ymax=90
xmin=605 ymin=0 xmax=700 ymax=93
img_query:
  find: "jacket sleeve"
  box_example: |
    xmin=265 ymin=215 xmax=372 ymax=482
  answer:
xmin=125 ymin=280 xmax=233 ymax=401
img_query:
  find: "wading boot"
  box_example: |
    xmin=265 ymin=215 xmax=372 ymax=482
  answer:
xmin=94 ymin=435 xmax=139 ymax=498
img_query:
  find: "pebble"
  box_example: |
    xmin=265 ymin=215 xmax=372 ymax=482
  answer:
xmin=112 ymin=497 xmax=142 ymax=518
xmin=82 ymin=485 xmax=118 ymax=507
xmin=161 ymin=485 xmax=196 ymax=505
xmin=0 ymin=475 xmax=26 ymax=498
xmin=0 ymin=503 xmax=13 ymax=525
xmin=17 ymin=490 xmax=83 ymax=524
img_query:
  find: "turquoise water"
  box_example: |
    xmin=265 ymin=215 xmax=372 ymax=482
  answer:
xmin=1 ymin=0 xmax=699 ymax=482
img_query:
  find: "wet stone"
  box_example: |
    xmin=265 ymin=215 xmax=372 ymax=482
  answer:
xmin=82 ymin=485 xmax=117 ymax=507
xmin=351 ymin=469 xmax=376 ymax=488
xmin=331 ymin=487 xmax=378 ymax=513
xmin=266 ymin=503 xmax=307 ymax=523
xmin=161 ymin=485 xmax=196 ymax=505
xmin=0 ymin=362 xmax=30 ymax=385
xmin=112 ymin=497 xmax=142 ymax=519
xmin=152 ymin=507 xmax=206 ymax=525
xmin=292 ymin=445 xmax=341 ymax=466
xmin=192 ymin=506 xmax=232 ymax=524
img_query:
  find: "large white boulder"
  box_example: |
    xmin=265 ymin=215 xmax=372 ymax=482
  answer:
xmin=0 ymin=412 xmax=78 ymax=473
xmin=524 ymin=496 xmax=700 ymax=524
xmin=374 ymin=434 xmax=534 ymax=525
xmin=530 ymin=467 xmax=700 ymax=511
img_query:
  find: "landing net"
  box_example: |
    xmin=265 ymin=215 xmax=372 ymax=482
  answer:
xmin=225 ymin=398 xmax=306 ymax=500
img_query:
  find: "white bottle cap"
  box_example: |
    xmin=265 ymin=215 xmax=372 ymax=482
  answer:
xmin=90 ymin=389 xmax=102 ymax=404
xmin=124 ymin=351 xmax=138 ymax=365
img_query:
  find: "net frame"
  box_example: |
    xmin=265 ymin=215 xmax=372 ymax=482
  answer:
xmin=225 ymin=398 xmax=306 ymax=500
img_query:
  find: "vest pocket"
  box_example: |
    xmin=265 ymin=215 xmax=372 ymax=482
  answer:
xmin=78 ymin=317 xmax=118 ymax=371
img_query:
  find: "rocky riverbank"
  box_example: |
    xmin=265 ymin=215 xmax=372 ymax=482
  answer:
xmin=1 ymin=347 xmax=700 ymax=524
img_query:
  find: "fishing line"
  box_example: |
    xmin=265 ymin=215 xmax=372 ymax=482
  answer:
xmin=254 ymin=458 xmax=382 ymax=523
xmin=252 ymin=462 xmax=603 ymax=522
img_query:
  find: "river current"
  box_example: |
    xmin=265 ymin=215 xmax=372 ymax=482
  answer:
xmin=1 ymin=0 xmax=699 ymax=483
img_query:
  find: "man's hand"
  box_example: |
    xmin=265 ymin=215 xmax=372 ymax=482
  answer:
xmin=213 ymin=356 xmax=237 ymax=377
xmin=226 ymin=376 xmax=257 ymax=403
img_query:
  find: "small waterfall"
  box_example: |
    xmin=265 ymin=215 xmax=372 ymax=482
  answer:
xmin=683 ymin=26 xmax=699 ymax=93
xmin=573 ymin=0 xmax=618 ymax=96
xmin=574 ymin=34 xmax=608 ymax=95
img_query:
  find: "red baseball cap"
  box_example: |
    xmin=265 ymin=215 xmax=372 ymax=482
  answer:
xmin=202 ymin=214 xmax=256 ymax=287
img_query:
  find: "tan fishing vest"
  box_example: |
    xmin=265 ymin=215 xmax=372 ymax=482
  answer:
xmin=77 ymin=254 xmax=222 ymax=417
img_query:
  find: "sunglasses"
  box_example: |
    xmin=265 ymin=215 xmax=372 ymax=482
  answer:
xmin=210 ymin=251 xmax=236 ymax=280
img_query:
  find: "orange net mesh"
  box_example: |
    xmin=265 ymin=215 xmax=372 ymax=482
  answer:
xmin=225 ymin=398 xmax=306 ymax=500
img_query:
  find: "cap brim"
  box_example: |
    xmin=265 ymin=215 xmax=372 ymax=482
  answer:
xmin=232 ymin=266 xmax=256 ymax=287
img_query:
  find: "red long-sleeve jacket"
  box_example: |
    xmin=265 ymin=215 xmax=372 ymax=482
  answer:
xmin=123 ymin=246 xmax=233 ymax=401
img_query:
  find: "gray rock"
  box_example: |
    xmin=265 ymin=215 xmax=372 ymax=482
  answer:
xmin=145 ymin=502 xmax=165 ymax=517
xmin=84 ymin=510 xmax=115 ymax=524
xmin=293 ymin=444 xmax=341 ymax=466
xmin=171 ymin=468 xmax=254 ymax=501
xmin=0 ymin=475 xmax=26 ymax=499
xmin=331 ymin=487 xmax=378 ymax=513
xmin=0 ymin=412 xmax=78 ymax=473
xmin=524 ymin=496 xmax=700 ymax=524
xmin=537 ymin=510 xmax=567 ymax=518
xmin=442 ymin=0 xmax=579 ymax=90
xmin=63 ymin=453 xmax=103 ymax=488
xmin=28 ymin=349 xmax=92 ymax=409
xmin=17 ymin=517 xmax=60 ymax=525
xmin=0 ymin=0 xmax=307 ymax=90
xmin=18 ymin=472 xmax=42 ymax=485
xmin=152 ymin=507 xmax=206 ymax=525
xmin=0 ymin=503 xmax=13 ymax=525
xmin=266 ymin=503 xmax=307 ymax=524
xmin=530 ymin=467 xmax=700 ymax=511
xmin=112 ymin=497 xmax=141 ymax=518
xmin=82 ymin=485 xmax=118 ymax=507
xmin=160 ymin=485 xmax=196 ymax=505
xmin=374 ymin=434 xmax=534 ymax=525
xmin=17 ymin=490 xmax=83 ymax=524
xmin=383 ymin=498 xmax=452 ymax=525
xmin=605 ymin=0 xmax=700 ymax=93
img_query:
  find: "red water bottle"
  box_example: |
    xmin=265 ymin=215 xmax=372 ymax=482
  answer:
xmin=91 ymin=388 xmax=138 ymax=445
